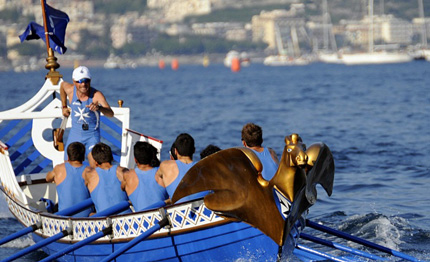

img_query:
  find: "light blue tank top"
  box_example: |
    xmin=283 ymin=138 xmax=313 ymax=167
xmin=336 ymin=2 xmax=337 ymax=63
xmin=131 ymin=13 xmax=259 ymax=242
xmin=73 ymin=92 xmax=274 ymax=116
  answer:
xmin=90 ymin=165 xmax=130 ymax=214
xmin=57 ymin=163 xmax=92 ymax=217
xmin=253 ymin=147 xmax=279 ymax=181
xmin=166 ymin=161 xmax=207 ymax=203
xmin=128 ymin=167 xmax=168 ymax=211
xmin=70 ymin=86 xmax=100 ymax=133
xmin=166 ymin=161 xmax=195 ymax=198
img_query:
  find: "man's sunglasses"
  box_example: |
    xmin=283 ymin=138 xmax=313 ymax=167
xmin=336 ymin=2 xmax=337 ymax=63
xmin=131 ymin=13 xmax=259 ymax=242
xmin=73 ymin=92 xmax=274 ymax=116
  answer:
xmin=77 ymin=78 xmax=90 ymax=84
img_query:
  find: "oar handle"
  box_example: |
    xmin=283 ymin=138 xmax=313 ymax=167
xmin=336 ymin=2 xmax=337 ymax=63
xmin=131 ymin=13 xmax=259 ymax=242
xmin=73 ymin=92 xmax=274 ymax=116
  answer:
xmin=55 ymin=198 xmax=94 ymax=216
xmin=92 ymin=200 xmax=130 ymax=217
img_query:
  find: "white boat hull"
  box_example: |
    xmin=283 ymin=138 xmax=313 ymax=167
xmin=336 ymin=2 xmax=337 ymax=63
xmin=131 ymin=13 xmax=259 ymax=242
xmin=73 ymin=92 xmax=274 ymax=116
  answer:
xmin=263 ymin=55 xmax=309 ymax=66
xmin=341 ymin=52 xmax=412 ymax=65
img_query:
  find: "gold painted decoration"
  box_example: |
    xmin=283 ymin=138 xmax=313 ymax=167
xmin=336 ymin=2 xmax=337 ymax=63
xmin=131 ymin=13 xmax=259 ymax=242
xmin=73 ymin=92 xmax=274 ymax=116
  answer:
xmin=171 ymin=133 xmax=335 ymax=247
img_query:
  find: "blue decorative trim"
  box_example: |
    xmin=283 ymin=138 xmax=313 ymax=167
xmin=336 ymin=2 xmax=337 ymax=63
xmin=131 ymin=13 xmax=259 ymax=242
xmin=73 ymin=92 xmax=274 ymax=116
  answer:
xmin=0 ymin=119 xmax=21 ymax=140
xmin=101 ymin=116 xmax=122 ymax=135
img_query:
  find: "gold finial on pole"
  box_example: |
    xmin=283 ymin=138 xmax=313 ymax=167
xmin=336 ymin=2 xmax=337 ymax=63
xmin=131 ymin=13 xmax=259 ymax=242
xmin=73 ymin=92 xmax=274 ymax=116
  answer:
xmin=118 ymin=100 xmax=123 ymax=108
xmin=45 ymin=48 xmax=62 ymax=85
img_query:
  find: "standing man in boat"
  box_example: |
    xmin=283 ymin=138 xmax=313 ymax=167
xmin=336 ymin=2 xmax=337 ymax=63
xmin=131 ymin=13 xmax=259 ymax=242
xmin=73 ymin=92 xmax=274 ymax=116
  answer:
xmin=60 ymin=66 xmax=114 ymax=158
xmin=46 ymin=142 xmax=93 ymax=217
xmin=121 ymin=141 xmax=169 ymax=211
xmin=156 ymin=133 xmax=204 ymax=203
xmin=241 ymin=123 xmax=279 ymax=181
xmin=83 ymin=143 xmax=131 ymax=215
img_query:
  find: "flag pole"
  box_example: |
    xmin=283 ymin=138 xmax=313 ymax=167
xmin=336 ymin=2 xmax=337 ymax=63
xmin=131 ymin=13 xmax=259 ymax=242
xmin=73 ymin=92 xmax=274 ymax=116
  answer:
xmin=40 ymin=0 xmax=62 ymax=84
xmin=40 ymin=0 xmax=50 ymax=53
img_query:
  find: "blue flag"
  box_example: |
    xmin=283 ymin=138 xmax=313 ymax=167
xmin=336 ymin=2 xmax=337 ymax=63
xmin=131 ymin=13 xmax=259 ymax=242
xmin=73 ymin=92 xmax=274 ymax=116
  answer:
xmin=19 ymin=3 xmax=69 ymax=54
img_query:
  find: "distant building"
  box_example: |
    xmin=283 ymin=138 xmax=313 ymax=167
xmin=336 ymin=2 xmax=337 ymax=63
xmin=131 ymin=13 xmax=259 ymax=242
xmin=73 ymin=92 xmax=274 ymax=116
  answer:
xmin=147 ymin=0 xmax=211 ymax=22
xmin=412 ymin=17 xmax=430 ymax=45
xmin=341 ymin=15 xmax=412 ymax=49
xmin=111 ymin=14 xmax=159 ymax=49
xmin=191 ymin=22 xmax=250 ymax=41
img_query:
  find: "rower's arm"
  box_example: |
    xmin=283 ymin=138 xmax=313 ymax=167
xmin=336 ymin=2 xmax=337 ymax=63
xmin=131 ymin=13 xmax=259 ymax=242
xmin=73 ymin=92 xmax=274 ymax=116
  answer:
xmin=60 ymin=82 xmax=71 ymax=117
xmin=94 ymin=91 xmax=114 ymax=117
xmin=46 ymin=169 xmax=56 ymax=183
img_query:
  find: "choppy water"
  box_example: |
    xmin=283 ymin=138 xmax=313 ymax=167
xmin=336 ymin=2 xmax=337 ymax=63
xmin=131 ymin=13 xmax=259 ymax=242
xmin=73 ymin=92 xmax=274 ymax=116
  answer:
xmin=0 ymin=61 xmax=429 ymax=261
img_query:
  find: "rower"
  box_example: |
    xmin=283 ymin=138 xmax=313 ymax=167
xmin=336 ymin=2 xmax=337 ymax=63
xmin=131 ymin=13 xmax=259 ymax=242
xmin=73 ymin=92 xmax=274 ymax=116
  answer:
xmin=46 ymin=142 xmax=93 ymax=217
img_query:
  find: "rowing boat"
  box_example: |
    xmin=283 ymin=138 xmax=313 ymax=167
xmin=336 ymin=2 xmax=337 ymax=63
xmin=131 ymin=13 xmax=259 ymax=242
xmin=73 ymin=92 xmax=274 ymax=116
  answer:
xmin=0 ymin=68 xmax=320 ymax=261
xmin=0 ymin=64 xmax=421 ymax=261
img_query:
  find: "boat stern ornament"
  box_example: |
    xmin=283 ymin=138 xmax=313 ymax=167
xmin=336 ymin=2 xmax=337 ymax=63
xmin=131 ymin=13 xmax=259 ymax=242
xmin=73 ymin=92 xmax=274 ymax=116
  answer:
xmin=172 ymin=133 xmax=335 ymax=248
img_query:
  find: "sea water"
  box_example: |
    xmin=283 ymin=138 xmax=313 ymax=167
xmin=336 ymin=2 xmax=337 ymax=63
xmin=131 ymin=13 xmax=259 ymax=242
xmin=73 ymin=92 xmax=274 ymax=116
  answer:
xmin=0 ymin=62 xmax=429 ymax=260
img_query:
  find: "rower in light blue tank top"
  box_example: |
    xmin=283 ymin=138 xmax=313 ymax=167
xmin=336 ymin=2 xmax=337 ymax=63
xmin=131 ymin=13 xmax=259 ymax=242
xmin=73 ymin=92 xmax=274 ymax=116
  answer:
xmin=166 ymin=161 xmax=207 ymax=203
xmin=57 ymin=163 xmax=92 ymax=217
xmin=90 ymin=165 xmax=131 ymax=214
xmin=252 ymin=147 xmax=279 ymax=181
xmin=65 ymin=86 xmax=101 ymax=157
xmin=128 ymin=167 xmax=168 ymax=212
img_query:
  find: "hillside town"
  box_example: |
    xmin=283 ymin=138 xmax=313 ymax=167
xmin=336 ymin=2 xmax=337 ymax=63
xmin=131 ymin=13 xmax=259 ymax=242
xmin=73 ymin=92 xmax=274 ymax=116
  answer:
xmin=1 ymin=0 xmax=430 ymax=70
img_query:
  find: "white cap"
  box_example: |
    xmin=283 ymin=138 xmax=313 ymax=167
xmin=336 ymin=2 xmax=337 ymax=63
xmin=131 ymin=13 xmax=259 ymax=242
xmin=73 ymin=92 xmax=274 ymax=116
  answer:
xmin=72 ymin=66 xmax=91 ymax=81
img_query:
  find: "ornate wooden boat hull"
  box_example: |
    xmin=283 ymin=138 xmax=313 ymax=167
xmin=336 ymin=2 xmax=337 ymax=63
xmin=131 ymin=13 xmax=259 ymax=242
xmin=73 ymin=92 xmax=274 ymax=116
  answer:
xmin=2 ymin=182 xmax=291 ymax=261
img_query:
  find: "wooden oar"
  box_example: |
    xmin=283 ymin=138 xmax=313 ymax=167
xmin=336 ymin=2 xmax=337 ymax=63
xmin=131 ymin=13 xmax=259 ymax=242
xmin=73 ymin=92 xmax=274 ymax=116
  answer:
xmin=2 ymin=200 xmax=130 ymax=262
xmin=306 ymin=219 xmax=420 ymax=262
xmin=0 ymin=198 xmax=93 ymax=246
xmin=100 ymin=216 xmax=169 ymax=262
xmin=53 ymin=116 xmax=68 ymax=151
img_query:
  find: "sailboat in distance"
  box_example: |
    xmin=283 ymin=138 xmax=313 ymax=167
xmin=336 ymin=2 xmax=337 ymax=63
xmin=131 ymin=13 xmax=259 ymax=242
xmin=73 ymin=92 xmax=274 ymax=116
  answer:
xmin=317 ymin=0 xmax=343 ymax=64
xmin=410 ymin=0 xmax=430 ymax=61
xmin=263 ymin=23 xmax=309 ymax=66
xmin=341 ymin=0 xmax=412 ymax=65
